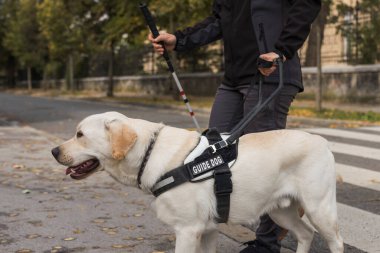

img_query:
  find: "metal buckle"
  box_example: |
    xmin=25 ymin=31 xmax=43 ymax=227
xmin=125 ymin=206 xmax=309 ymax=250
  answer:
xmin=210 ymin=140 xmax=228 ymax=153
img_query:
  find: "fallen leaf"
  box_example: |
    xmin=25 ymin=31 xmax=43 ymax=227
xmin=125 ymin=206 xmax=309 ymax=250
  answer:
xmin=63 ymin=237 xmax=76 ymax=241
xmin=12 ymin=164 xmax=25 ymax=169
xmin=15 ymin=249 xmax=34 ymax=253
xmin=26 ymin=234 xmax=40 ymax=239
xmin=92 ymin=219 xmax=106 ymax=224
xmin=22 ymin=189 xmax=31 ymax=194
xmin=124 ymin=225 xmax=136 ymax=230
xmin=112 ymin=244 xmax=131 ymax=249
xmin=73 ymin=229 xmax=83 ymax=234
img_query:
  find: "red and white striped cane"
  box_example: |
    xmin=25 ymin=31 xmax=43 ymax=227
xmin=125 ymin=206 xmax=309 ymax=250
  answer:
xmin=140 ymin=3 xmax=201 ymax=132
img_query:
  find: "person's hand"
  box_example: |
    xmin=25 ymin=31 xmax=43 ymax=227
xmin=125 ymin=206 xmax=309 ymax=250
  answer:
xmin=148 ymin=32 xmax=177 ymax=55
xmin=258 ymin=52 xmax=285 ymax=77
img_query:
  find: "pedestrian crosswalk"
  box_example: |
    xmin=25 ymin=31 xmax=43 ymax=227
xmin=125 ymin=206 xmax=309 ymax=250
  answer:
xmin=301 ymin=126 xmax=380 ymax=253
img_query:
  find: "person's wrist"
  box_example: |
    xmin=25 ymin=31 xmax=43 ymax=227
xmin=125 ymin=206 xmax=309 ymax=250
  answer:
xmin=273 ymin=49 xmax=285 ymax=61
xmin=173 ymin=34 xmax=179 ymax=51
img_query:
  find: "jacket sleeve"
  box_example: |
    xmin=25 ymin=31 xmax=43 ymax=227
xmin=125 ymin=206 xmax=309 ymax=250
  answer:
xmin=274 ymin=0 xmax=321 ymax=59
xmin=174 ymin=0 xmax=222 ymax=52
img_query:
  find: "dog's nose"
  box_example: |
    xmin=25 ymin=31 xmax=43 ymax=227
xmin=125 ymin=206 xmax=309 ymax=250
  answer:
xmin=51 ymin=147 xmax=60 ymax=159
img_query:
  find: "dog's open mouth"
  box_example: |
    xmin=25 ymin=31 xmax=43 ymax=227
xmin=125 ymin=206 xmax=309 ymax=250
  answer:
xmin=65 ymin=158 xmax=100 ymax=180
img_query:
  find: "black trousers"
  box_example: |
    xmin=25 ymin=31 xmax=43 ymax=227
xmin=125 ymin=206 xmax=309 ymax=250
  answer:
xmin=208 ymin=82 xmax=299 ymax=247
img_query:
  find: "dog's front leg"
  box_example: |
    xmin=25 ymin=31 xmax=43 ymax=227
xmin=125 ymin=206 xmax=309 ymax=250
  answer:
xmin=174 ymin=227 xmax=204 ymax=253
xmin=200 ymin=228 xmax=218 ymax=253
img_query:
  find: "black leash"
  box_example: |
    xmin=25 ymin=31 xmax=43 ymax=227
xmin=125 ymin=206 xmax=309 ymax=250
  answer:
xmin=209 ymin=57 xmax=284 ymax=153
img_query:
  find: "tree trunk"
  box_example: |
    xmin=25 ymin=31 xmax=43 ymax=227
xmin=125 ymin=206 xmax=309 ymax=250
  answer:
xmin=6 ymin=56 xmax=16 ymax=88
xmin=107 ymin=41 xmax=115 ymax=97
xmin=27 ymin=66 xmax=32 ymax=92
xmin=69 ymin=55 xmax=75 ymax=92
xmin=316 ymin=24 xmax=322 ymax=112
xmin=304 ymin=2 xmax=331 ymax=66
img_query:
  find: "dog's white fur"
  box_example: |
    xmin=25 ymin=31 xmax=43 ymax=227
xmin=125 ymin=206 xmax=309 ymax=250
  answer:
xmin=54 ymin=112 xmax=344 ymax=253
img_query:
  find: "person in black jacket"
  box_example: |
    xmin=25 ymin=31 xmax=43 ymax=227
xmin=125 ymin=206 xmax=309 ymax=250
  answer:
xmin=149 ymin=0 xmax=321 ymax=252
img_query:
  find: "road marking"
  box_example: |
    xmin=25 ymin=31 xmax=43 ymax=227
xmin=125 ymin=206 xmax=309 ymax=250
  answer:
xmin=359 ymin=126 xmax=380 ymax=133
xmin=337 ymin=203 xmax=380 ymax=253
xmin=305 ymin=128 xmax=380 ymax=143
xmin=329 ymin=142 xmax=380 ymax=161
xmin=336 ymin=163 xmax=380 ymax=191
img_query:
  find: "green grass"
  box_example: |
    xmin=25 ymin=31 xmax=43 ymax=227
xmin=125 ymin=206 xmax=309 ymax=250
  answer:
xmin=290 ymin=106 xmax=380 ymax=122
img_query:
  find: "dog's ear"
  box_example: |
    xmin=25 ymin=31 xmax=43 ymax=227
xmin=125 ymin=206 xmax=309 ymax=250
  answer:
xmin=105 ymin=119 xmax=137 ymax=160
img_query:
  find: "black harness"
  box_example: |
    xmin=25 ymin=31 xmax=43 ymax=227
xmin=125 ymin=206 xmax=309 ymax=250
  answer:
xmin=137 ymin=128 xmax=237 ymax=223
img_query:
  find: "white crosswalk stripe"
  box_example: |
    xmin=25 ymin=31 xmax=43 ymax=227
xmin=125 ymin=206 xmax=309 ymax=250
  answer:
xmin=303 ymin=126 xmax=380 ymax=253
xmin=337 ymin=203 xmax=380 ymax=253
xmin=336 ymin=163 xmax=380 ymax=191
xmin=329 ymin=141 xmax=380 ymax=160
xmin=359 ymin=126 xmax=380 ymax=133
xmin=305 ymin=127 xmax=380 ymax=143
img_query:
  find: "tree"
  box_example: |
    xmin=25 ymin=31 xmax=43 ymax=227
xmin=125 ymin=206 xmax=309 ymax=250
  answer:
xmin=334 ymin=0 xmax=380 ymax=64
xmin=148 ymin=0 xmax=219 ymax=73
xmin=3 ymin=0 xmax=46 ymax=91
xmin=88 ymin=0 xmax=145 ymax=97
xmin=0 ymin=0 xmax=19 ymax=88
xmin=37 ymin=0 xmax=94 ymax=90
xmin=304 ymin=0 xmax=333 ymax=66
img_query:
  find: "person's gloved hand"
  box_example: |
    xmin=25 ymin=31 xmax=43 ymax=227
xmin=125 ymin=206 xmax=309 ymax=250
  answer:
xmin=258 ymin=52 xmax=286 ymax=77
xmin=148 ymin=32 xmax=177 ymax=55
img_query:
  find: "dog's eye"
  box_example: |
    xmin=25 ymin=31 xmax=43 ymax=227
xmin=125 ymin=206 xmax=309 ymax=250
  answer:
xmin=76 ymin=131 xmax=84 ymax=138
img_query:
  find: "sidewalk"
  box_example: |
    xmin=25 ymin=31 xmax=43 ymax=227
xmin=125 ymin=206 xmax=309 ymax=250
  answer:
xmin=0 ymin=125 xmax=297 ymax=253
xmin=0 ymin=123 xmax=292 ymax=253
xmin=0 ymin=126 xmax=242 ymax=252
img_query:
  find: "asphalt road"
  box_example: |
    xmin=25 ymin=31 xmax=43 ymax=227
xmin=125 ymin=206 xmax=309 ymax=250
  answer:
xmin=0 ymin=93 xmax=210 ymax=139
xmin=1 ymin=92 xmax=379 ymax=253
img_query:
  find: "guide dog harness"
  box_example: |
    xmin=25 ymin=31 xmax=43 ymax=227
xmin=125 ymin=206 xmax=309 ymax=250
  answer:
xmin=137 ymin=128 xmax=237 ymax=223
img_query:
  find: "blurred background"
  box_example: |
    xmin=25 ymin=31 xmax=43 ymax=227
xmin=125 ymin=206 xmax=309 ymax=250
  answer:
xmin=0 ymin=0 xmax=379 ymax=105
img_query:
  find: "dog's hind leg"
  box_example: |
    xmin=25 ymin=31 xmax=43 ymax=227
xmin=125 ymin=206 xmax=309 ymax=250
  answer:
xmin=269 ymin=202 xmax=314 ymax=253
xmin=200 ymin=228 xmax=218 ymax=253
xmin=304 ymin=198 xmax=344 ymax=253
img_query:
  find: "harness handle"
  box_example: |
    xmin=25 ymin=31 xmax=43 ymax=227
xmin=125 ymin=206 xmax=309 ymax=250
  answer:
xmin=257 ymin=57 xmax=275 ymax=68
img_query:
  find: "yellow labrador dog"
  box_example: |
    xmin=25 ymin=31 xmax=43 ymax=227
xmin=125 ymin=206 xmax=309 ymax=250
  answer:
xmin=51 ymin=111 xmax=343 ymax=253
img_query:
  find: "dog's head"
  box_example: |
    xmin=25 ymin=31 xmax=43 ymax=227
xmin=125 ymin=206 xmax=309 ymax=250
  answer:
xmin=51 ymin=112 xmax=137 ymax=180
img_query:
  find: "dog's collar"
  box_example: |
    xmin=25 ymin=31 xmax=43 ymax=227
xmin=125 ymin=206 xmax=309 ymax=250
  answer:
xmin=137 ymin=126 xmax=163 ymax=189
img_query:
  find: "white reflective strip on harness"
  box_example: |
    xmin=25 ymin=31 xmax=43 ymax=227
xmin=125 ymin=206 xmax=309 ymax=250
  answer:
xmin=151 ymin=176 xmax=175 ymax=193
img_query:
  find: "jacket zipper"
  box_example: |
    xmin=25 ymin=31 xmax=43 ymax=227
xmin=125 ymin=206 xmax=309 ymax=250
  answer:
xmin=258 ymin=23 xmax=269 ymax=53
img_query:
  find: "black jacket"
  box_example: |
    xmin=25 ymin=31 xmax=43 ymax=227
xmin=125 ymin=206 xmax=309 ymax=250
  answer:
xmin=174 ymin=0 xmax=321 ymax=90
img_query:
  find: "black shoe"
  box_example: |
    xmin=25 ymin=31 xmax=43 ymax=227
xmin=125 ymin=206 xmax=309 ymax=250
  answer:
xmin=240 ymin=239 xmax=280 ymax=253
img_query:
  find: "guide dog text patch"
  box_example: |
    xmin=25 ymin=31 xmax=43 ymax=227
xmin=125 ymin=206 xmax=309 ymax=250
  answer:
xmin=189 ymin=155 xmax=225 ymax=177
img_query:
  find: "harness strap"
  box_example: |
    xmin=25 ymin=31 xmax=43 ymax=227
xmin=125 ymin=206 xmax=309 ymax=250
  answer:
xmin=204 ymin=128 xmax=233 ymax=223
xmin=214 ymin=165 xmax=233 ymax=223
xmin=152 ymin=143 xmax=236 ymax=197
